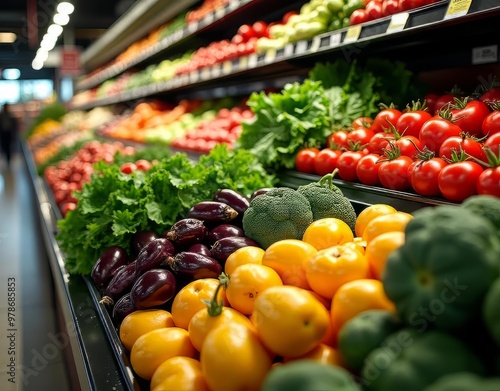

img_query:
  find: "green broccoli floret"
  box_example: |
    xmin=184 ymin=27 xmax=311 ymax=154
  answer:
xmin=462 ymin=195 xmax=500 ymax=236
xmin=242 ymin=187 xmax=313 ymax=249
xmin=297 ymin=172 xmax=356 ymax=231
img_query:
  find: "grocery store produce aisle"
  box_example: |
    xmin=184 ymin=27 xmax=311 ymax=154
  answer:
xmin=0 ymin=153 xmax=71 ymax=391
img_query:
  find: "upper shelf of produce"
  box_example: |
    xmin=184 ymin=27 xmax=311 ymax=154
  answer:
xmin=71 ymin=0 xmax=500 ymax=111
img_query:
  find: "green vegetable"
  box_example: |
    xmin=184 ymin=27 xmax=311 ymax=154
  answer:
xmin=342 ymin=0 xmax=364 ymax=17
xmin=383 ymin=206 xmax=500 ymax=332
xmin=236 ymin=80 xmax=331 ymax=170
xmin=461 ymin=194 xmax=500 ymax=237
xmin=424 ymin=372 xmax=500 ymax=391
xmin=57 ymin=145 xmax=275 ymax=275
xmin=326 ymin=0 xmax=345 ymax=14
xmin=36 ymin=138 xmax=92 ymax=175
xmin=362 ymin=329 xmax=485 ymax=391
xmin=262 ymin=360 xmax=360 ymax=391
xmin=296 ymin=171 xmax=356 ymax=230
xmin=242 ymin=187 xmax=313 ymax=249
xmin=338 ymin=310 xmax=401 ymax=373
xmin=25 ymin=102 xmax=66 ymax=139
xmin=483 ymin=277 xmax=500 ymax=346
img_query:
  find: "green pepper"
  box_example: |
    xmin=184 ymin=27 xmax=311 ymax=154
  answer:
xmin=362 ymin=329 xmax=485 ymax=391
xmin=341 ymin=17 xmax=350 ymax=28
xmin=383 ymin=206 xmax=500 ymax=333
xmin=326 ymin=0 xmax=345 ymax=14
xmin=329 ymin=17 xmax=343 ymax=31
xmin=342 ymin=0 xmax=364 ymax=18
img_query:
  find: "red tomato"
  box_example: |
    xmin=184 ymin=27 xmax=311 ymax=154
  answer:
xmin=327 ymin=131 xmax=349 ymax=149
xmin=120 ymin=162 xmax=137 ymax=174
xmin=365 ymin=1 xmax=384 ymax=20
xmin=439 ymin=136 xmax=487 ymax=163
xmin=409 ymin=158 xmax=448 ymax=197
xmin=350 ymin=9 xmax=369 ymax=25
xmin=352 ymin=117 xmax=373 ymax=129
xmin=382 ymin=0 xmax=401 ymax=16
xmin=237 ymin=24 xmax=255 ymax=42
xmin=356 ymin=154 xmax=381 ymax=186
xmin=480 ymin=87 xmax=500 ymax=105
xmin=296 ymin=148 xmax=320 ymax=173
xmin=450 ymin=99 xmax=490 ymax=137
xmin=424 ymin=93 xmax=439 ymax=115
xmin=477 ymin=167 xmax=500 ymax=197
xmin=135 ymin=159 xmax=153 ymax=172
xmin=368 ymin=132 xmax=393 ymax=154
xmin=371 ymin=108 xmax=402 ymax=133
xmin=314 ymin=149 xmax=343 ymax=176
xmin=347 ymin=127 xmax=375 ymax=146
xmin=434 ymin=92 xmax=461 ymax=113
xmin=282 ymin=11 xmax=298 ymax=24
xmin=438 ymin=161 xmax=484 ymax=202
xmin=419 ymin=117 xmax=462 ymax=153
xmin=485 ymin=133 xmax=500 ymax=155
xmin=252 ymin=21 xmax=268 ymax=38
xmin=378 ymin=156 xmax=413 ymax=191
xmin=395 ymin=110 xmax=432 ymax=138
xmin=482 ymin=110 xmax=500 ymax=136
xmin=395 ymin=136 xmax=422 ymax=159
xmin=337 ymin=151 xmax=365 ymax=182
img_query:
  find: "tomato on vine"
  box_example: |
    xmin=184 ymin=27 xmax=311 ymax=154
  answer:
xmin=371 ymin=105 xmax=403 ymax=133
xmin=419 ymin=110 xmax=462 ymax=153
xmin=424 ymin=93 xmax=439 ymax=115
xmin=336 ymin=142 xmax=368 ymax=182
xmin=314 ymin=149 xmax=343 ymax=176
xmin=439 ymin=133 xmax=487 ymax=163
xmin=395 ymin=100 xmax=432 ymax=138
xmin=352 ymin=117 xmax=374 ymax=129
xmin=482 ymin=103 xmax=500 ymax=136
xmin=485 ymin=132 xmax=500 ymax=155
xmin=368 ymin=132 xmax=394 ymax=154
xmin=356 ymin=153 xmax=381 ymax=186
xmin=347 ymin=127 xmax=375 ymax=146
xmin=434 ymin=86 xmax=464 ymax=112
xmin=326 ymin=130 xmax=350 ymax=150
xmin=295 ymin=148 xmax=320 ymax=173
xmin=377 ymin=142 xmax=413 ymax=191
xmin=450 ymin=98 xmax=490 ymax=137
xmin=408 ymin=148 xmax=448 ymax=197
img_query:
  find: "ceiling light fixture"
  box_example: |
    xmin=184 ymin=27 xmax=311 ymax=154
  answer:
xmin=0 ymin=32 xmax=17 ymax=43
xmin=2 ymin=69 xmax=21 ymax=80
xmin=53 ymin=13 xmax=70 ymax=26
xmin=47 ymin=24 xmax=63 ymax=37
xmin=57 ymin=2 xmax=75 ymax=15
xmin=32 ymin=60 xmax=43 ymax=70
xmin=36 ymin=49 xmax=49 ymax=62
xmin=40 ymin=39 xmax=56 ymax=51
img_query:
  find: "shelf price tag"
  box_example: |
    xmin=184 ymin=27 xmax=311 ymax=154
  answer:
xmin=212 ymin=63 xmax=222 ymax=77
xmin=264 ymin=49 xmax=276 ymax=63
xmin=229 ymin=0 xmax=239 ymax=11
xmin=204 ymin=12 xmax=215 ymax=25
xmin=190 ymin=71 xmax=200 ymax=83
xmin=284 ymin=44 xmax=294 ymax=57
xmin=387 ymin=12 xmax=410 ymax=34
xmin=330 ymin=33 xmax=341 ymax=47
xmin=223 ymin=61 xmax=233 ymax=73
xmin=344 ymin=25 xmax=362 ymax=44
xmin=310 ymin=36 xmax=321 ymax=53
xmin=171 ymin=29 xmax=183 ymax=43
xmin=248 ymin=53 xmax=258 ymax=67
xmin=201 ymin=67 xmax=211 ymax=80
xmin=239 ymin=56 xmax=249 ymax=69
xmin=180 ymin=74 xmax=189 ymax=85
xmin=187 ymin=22 xmax=198 ymax=34
xmin=444 ymin=0 xmax=473 ymax=19
xmin=216 ymin=7 xmax=225 ymax=19
xmin=295 ymin=40 xmax=308 ymax=54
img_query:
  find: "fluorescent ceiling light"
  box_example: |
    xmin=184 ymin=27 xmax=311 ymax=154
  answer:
xmin=40 ymin=39 xmax=56 ymax=51
xmin=47 ymin=24 xmax=63 ymax=37
xmin=2 ymin=69 xmax=21 ymax=80
xmin=57 ymin=2 xmax=75 ymax=15
xmin=53 ymin=13 xmax=70 ymax=26
xmin=0 ymin=32 xmax=16 ymax=43
xmin=32 ymin=60 xmax=43 ymax=70
xmin=42 ymin=33 xmax=58 ymax=44
xmin=36 ymin=49 xmax=49 ymax=62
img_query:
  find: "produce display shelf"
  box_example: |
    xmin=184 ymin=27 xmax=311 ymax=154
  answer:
xmin=70 ymin=0 xmax=500 ymax=111
xmin=21 ymin=142 xmax=133 ymax=391
xmin=76 ymin=0 xmax=304 ymax=91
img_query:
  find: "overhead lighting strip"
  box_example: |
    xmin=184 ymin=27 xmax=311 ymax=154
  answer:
xmin=32 ymin=2 xmax=74 ymax=70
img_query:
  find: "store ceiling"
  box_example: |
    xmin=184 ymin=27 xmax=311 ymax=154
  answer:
xmin=0 ymin=0 xmax=137 ymax=79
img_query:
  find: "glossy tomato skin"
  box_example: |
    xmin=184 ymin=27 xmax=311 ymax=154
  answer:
xmin=350 ymin=9 xmax=369 ymax=25
xmin=434 ymin=93 xmax=460 ymax=113
xmin=356 ymin=154 xmax=381 ymax=186
xmin=391 ymin=136 xmax=422 ymax=159
xmin=371 ymin=109 xmax=403 ymax=133
xmin=348 ymin=127 xmax=375 ymax=146
xmin=482 ymin=110 xmax=500 ymax=136
xmin=314 ymin=149 xmax=343 ymax=176
xmin=477 ymin=167 xmax=500 ymax=197
xmin=365 ymin=1 xmax=384 ymax=20
xmin=439 ymin=136 xmax=487 ymax=163
xmin=352 ymin=117 xmax=373 ymax=129
xmin=368 ymin=132 xmax=393 ymax=154
xmin=424 ymin=93 xmax=439 ymax=115
xmin=419 ymin=117 xmax=462 ymax=153
xmin=438 ymin=161 xmax=484 ymax=202
xmin=396 ymin=110 xmax=432 ymax=138
xmin=378 ymin=156 xmax=413 ymax=191
xmin=480 ymin=87 xmax=500 ymax=105
xmin=327 ymin=131 xmax=349 ymax=149
xmin=295 ymin=148 xmax=320 ymax=173
xmin=451 ymin=100 xmax=490 ymax=137
xmin=409 ymin=158 xmax=448 ymax=197
xmin=485 ymin=133 xmax=500 ymax=155
xmin=337 ymin=151 xmax=365 ymax=182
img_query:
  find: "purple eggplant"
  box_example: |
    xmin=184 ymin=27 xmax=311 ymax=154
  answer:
xmin=165 ymin=218 xmax=207 ymax=248
xmin=250 ymin=188 xmax=274 ymax=200
xmin=135 ymin=238 xmax=175 ymax=275
xmin=213 ymin=189 xmax=250 ymax=215
xmin=112 ymin=293 xmax=136 ymax=324
xmin=211 ymin=236 xmax=261 ymax=262
xmin=130 ymin=269 xmax=177 ymax=310
xmin=166 ymin=252 xmax=222 ymax=280
xmin=187 ymin=201 xmax=238 ymax=223
xmin=91 ymin=246 xmax=130 ymax=289
xmin=101 ymin=261 xmax=138 ymax=304
xmin=188 ymin=243 xmax=212 ymax=257
xmin=130 ymin=230 xmax=159 ymax=256
xmin=206 ymin=224 xmax=245 ymax=245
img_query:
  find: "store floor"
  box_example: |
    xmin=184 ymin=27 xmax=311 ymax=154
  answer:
xmin=0 ymin=152 xmax=72 ymax=391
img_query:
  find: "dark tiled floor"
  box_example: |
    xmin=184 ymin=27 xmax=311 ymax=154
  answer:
xmin=0 ymin=153 xmax=72 ymax=391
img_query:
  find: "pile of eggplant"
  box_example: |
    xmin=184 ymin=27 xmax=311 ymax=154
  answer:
xmin=90 ymin=188 xmax=261 ymax=325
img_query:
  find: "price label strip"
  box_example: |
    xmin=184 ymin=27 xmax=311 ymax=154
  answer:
xmin=330 ymin=33 xmax=341 ymax=47
xmin=216 ymin=7 xmax=225 ymax=19
xmin=295 ymin=40 xmax=308 ymax=54
xmin=190 ymin=71 xmax=200 ymax=83
xmin=284 ymin=44 xmax=294 ymax=57
xmin=223 ymin=61 xmax=233 ymax=74
xmin=343 ymin=25 xmax=362 ymax=44
xmin=239 ymin=56 xmax=249 ymax=69
xmin=229 ymin=0 xmax=239 ymax=11
xmin=204 ymin=12 xmax=215 ymax=25
xmin=187 ymin=22 xmax=198 ymax=34
xmin=444 ymin=0 xmax=472 ymax=19
xmin=201 ymin=67 xmax=211 ymax=80
xmin=264 ymin=49 xmax=276 ymax=63
xmin=310 ymin=36 xmax=321 ymax=53
xmin=212 ymin=63 xmax=222 ymax=77
xmin=387 ymin=12 xmax=410 ymax=34
xmin=248 ymin=53 xmax=258 ymax=67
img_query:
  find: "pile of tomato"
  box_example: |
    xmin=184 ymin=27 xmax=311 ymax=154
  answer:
xmin=296 ymin=90 xmax=500 ymax=202
xmin=350 ymin=0 xmax=440 ymax=25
